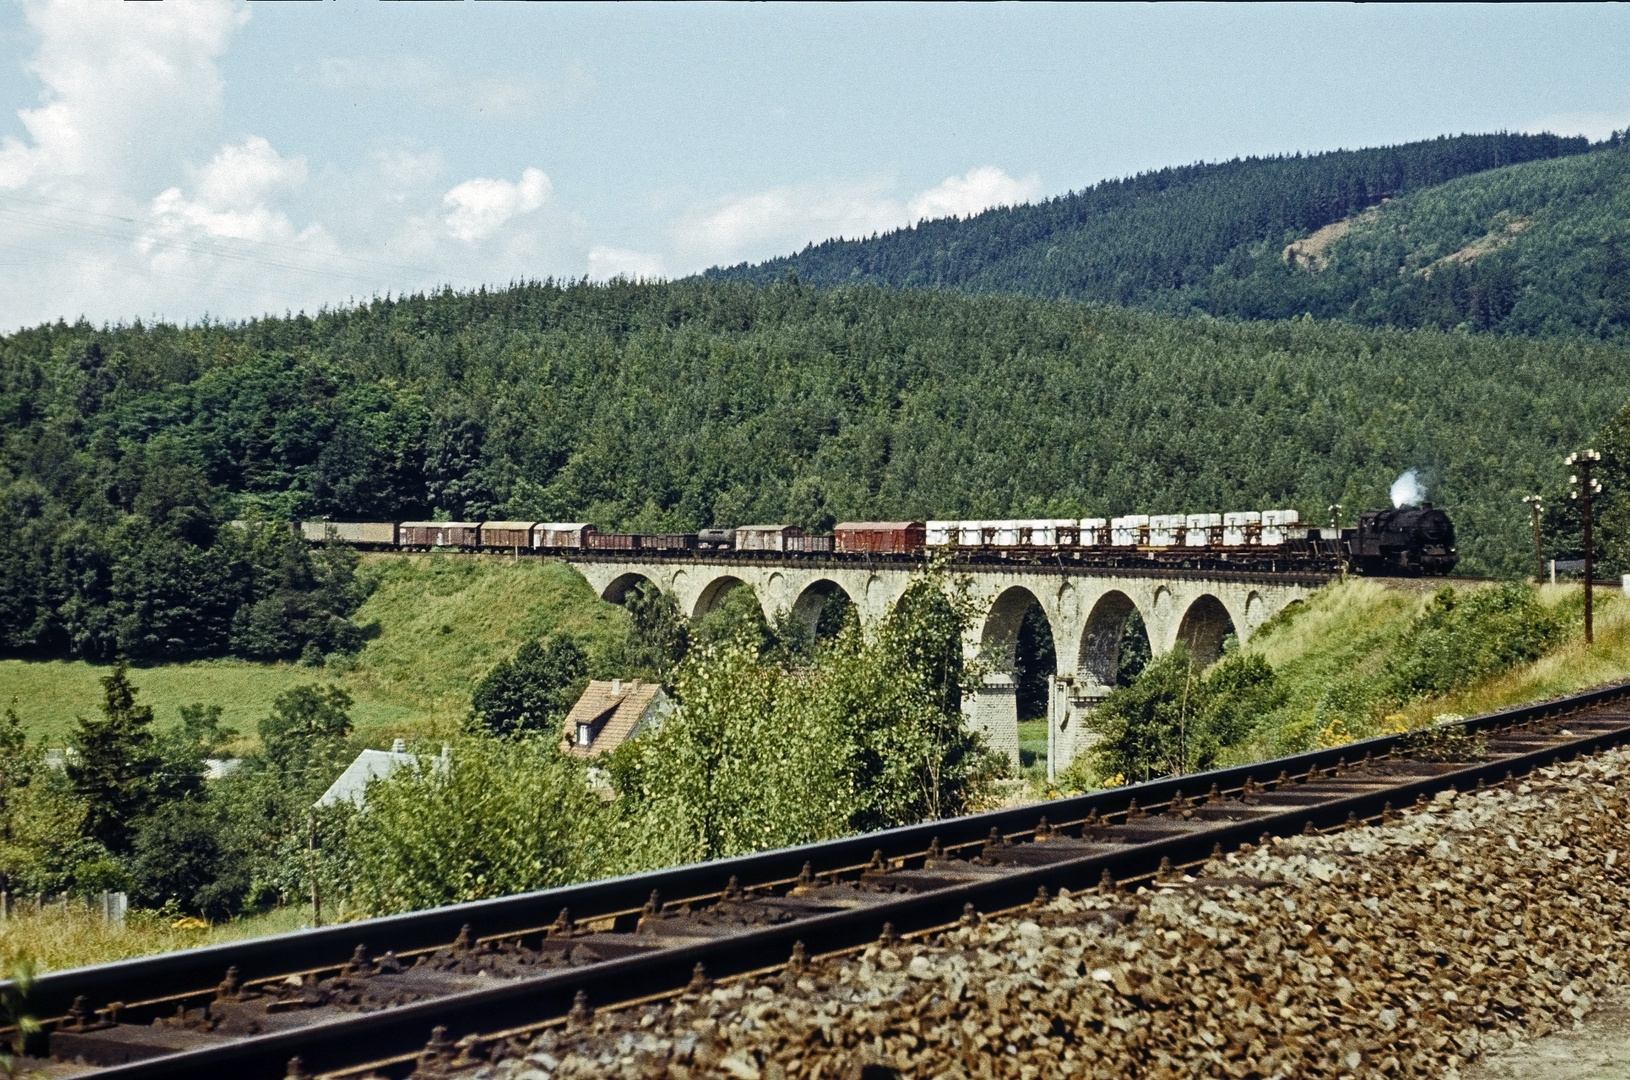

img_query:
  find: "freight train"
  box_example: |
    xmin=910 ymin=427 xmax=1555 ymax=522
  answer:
xmin=300 ymin=505 xmax=1458 ymax=576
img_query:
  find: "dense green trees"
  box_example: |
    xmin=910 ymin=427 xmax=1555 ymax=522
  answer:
xmin=6 ymin=275 xmax=1629 ymax=675
xmin=712 ymin=132 xmax=1616 ymax=333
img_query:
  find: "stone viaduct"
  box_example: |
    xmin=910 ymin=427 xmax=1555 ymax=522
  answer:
xmin=565 ymin=556 xmax=1326 ymax=775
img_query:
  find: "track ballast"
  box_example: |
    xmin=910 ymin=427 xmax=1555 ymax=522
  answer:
xmin=19 ymin=682 xmax=1630 ymax=1079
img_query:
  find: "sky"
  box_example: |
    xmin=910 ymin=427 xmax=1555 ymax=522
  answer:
xmin=0 ymin=1 xmax=1627 ymax=331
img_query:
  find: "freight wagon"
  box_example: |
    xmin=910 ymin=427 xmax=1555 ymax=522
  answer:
xmin=833 ymin=521 xmax=926 ymax=556
xmin=299 ymin=521 xmax=398 ymax=547
xmin=399 ymin=521 xmax=481 ymax=548
xmin=479 ymin=521 xmax=536 ymax=548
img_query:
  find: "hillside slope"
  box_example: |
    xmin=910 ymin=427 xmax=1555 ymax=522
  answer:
xmin=3 ymin=280 xmax=1629 ymax=642
xmin=707 ymin=132 xmax=1630 ymax=339
xmin=0 ymin=555 xmax=629 ymax=745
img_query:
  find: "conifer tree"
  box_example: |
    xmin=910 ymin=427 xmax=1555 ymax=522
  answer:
xmin=68 ymin=663 xmax=161 ymax=853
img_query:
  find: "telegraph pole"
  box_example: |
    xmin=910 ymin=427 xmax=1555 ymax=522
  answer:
xmin=1568 ymin=451 xmax=1602 ymax=644
xmin=1522 ymin=495 xmax=1544 ymax=584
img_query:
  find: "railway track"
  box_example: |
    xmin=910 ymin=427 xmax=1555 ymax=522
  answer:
xmin=20 ymin=680 xmax=1630 ymax=1079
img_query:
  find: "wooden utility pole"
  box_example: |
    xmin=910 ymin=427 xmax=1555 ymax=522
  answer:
xmin=1522 ymin=495 xmax=1544 ymax=584
xmin=1568 ymin=451 xmax=1602 ymax=644
xmin=309 ymin=812 xmax=322 ymax=928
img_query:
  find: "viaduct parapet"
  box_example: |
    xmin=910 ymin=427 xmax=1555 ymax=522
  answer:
xmin=565 ymin=556 xmax=1326 ymax=774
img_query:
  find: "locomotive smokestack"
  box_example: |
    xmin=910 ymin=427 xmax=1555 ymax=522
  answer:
xmin=1390 ymin=469 xmax=1424 ymax=508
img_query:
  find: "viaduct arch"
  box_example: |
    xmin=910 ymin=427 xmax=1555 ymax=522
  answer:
xmin=567 ymin=557 xmax=1316 ymax=771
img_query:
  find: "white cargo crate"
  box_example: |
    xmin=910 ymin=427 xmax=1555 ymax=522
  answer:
xmin=1080 ymin=518 xmax=1109 ymax=546
xmin=1110 ymin=515 xmax=1149 ymax=547
xmin=1185 ymin=513 xmax=1222 ymax=547
xmin=926 ymin=521 xmax=957 ymax=546
xmin=1147 ymin=514 xmax=1185 ymax=547
xmin=1260 ymin=509 xmax=1299 ymax=546
xmin=1222 ymin=511 xmax=1260 ymax=547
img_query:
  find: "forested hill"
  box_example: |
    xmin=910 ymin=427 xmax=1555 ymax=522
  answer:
xmin=6 ymin=279 xmax=1630 ymax=661
xmin=706 ymin=131 xmax=1630 ymax=339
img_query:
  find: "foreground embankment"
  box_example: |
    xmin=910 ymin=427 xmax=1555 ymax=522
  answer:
xmin=460 ymin=747 xmax=1630 ymax=1080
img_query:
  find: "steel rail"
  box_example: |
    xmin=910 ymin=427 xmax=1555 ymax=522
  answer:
xmin=24 ymin=680 xmax=1630 ymax=1077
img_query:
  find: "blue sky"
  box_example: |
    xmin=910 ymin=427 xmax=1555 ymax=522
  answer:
xmin=0 ymin=1 xmax=1626 ymax=330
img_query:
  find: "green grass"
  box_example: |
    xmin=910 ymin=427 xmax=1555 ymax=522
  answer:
xmin=1016 ymin=719 xmax=1048 ymax=768
xmin=0 ymin=902 xmax=313 ymax=975
xmin=0 ymin=554 xmax=630 ymax=751
xmin=1237 ymin=577 xmax=1627 ymax=755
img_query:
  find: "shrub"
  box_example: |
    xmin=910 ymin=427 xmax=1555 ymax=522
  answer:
xmin=1071 ymin=644 xmax=1284 ymax=786
xmin=342 ymin=738 xmax=606 ymax=915
xmin=470 ymin=635 xmax=588 ymax=737
xmin=1384 ymin=583 xmax=1563 ymax=700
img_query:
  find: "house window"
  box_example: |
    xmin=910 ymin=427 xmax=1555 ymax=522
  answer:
xmin=577 ymin=723 xmax=592 ymax=746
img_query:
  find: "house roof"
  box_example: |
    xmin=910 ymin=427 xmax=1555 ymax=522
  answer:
xmin=313 ymin=740 xmax=449 ymax=808
xmin=560 ymin=679 xmax=667 ymax=758
xmin=315 ymin=747 xmax=416 ymax=808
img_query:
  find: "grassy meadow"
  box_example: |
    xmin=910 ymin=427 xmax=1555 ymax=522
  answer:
xmin=0 ymin=553 xmax=629 ymax=751
xmin=1 ymin=902 xmax=312 ymax=975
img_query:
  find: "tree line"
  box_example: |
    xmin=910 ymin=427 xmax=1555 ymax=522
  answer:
xmin=6 ymin=278 xmax=1630 ymax=663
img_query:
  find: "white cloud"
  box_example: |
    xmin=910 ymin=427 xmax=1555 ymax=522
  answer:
xmin=0 ymin=0 xmax=245 ymax=190
xmin=588 ymin=246 xmax=666 ymax=281
xmin=0 ymin=1 xmax=592 ymax=329
xmin=443 ymin=167 xmax=552 ymax=243
xmin=907 ymin=166 xmax=1042 ymax=223
xmin=148 ymin=137 xmax=316 ymax=248
xmin=670 ymin=166 xmax=1042 ymax=271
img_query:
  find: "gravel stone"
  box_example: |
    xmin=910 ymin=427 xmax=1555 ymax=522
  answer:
xmin=449 ymin=746 xmax=1630 ymax=1079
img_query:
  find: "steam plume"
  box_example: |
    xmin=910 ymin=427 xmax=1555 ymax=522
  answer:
xmin=1390 ymin=469 xmax=1424 ymax=508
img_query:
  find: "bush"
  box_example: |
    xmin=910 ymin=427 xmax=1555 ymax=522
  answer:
xmin=1384 ymin=584 xmax=1563 ymax=700
xmin=608 ymin=558 xmax=1001 ymax=862
xmin=470 ymin=635 xmax=588 ymax=737
xmin=130 ymin=800 xmax=245 ymax=920
xmin=342 ymin=738 xmax=607 ymax=915
xmin=1071 ymin=644 xmax=1284 ymax=786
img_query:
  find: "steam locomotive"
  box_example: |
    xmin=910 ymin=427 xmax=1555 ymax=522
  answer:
xmin=1344 ymin=504 xmax=1459 ymax=576
xmin=299 ymin=505 xmax=1458 ymax=576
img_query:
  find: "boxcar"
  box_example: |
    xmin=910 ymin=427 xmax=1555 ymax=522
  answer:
xmin=833 ymin=521 xmax=925 ymax=556
xmin=735 ymin=525 xmax=803 ymax=552
xmin=400 ymin=522 xmax=481 ymax=548
xmin=300 ymin=521 xmax=398 ymax=546
xmin=535 ymin=523 xmax=596 ymax=549
xmin=479 ymin=521 xmax=537 ymax=548
xmin=586 ymin=532 xmax=639 ymax=552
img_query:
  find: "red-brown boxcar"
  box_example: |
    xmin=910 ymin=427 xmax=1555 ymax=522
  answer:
xmin=400 ymin=521 xmax=482 ymax=547
xmin=833 ymin=521 xmax=926 ymax=556
xmin=479 ymin=521 xmax=537 ymax=548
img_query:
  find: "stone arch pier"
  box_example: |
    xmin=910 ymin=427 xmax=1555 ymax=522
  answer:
xmin=567 ymin=556 xmax=1318 ymax=771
